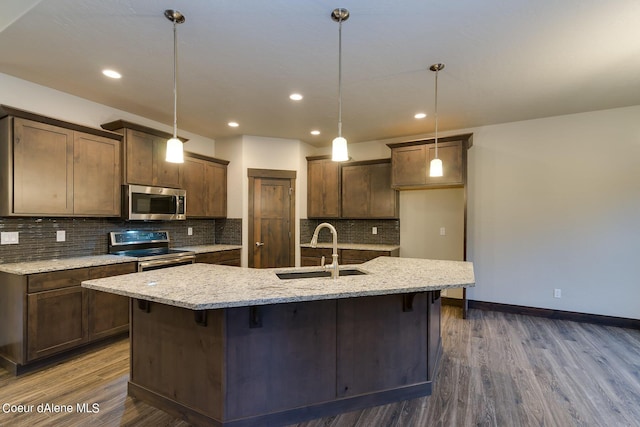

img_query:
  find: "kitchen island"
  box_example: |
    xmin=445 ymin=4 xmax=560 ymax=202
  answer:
xmin=82 ymin=257 xmax=474 ymax=427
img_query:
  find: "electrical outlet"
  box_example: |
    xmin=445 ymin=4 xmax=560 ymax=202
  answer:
xmin=554 ymin=288 xmax=562 ymax=298
xmin=372 ymin=227 xmax=377 ymax=235
xmin=187 ymin=227 xmax=193 ymax=236
xmin=440 ymin=227 xmax=446 ymax=236
xmin=0 ymin=231 xmax=19 ymax=245
xmin=56 ymin=230 xmax=66 ymax=242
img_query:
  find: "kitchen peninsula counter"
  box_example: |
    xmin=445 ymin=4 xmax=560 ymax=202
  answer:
xmin=81 ymin=257 xmax=474 ymax=310
xmin=82 ymin=257 xmax=474 ymax=427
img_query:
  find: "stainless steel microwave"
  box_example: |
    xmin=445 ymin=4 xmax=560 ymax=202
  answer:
xmin=124 ymin=185 xmax=186 ymax=220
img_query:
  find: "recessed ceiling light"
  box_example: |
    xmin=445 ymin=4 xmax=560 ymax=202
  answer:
xmin=414 ymin=113 xmax=427 ymax=119
xmin=289 ymin=93 xmax=303 ymax=101
xmin=102 ymin=69 xmax=122 ymax=79
xmin=310 ymin=130 xmax=320 ymax=136
xmin=228 ymin=122 xmax=239 ymax=128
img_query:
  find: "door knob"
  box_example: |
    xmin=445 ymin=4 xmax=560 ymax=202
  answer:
xmin=255 ymin=242 xmax=264 ymax=247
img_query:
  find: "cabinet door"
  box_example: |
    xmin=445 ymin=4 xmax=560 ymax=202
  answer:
xmin=27 ymin=286 xmax=88 ymax=361
xmin=87 ymin=263 xmax=136 ymax=341
xmin=13 ymin=118 xmax=73 ymax=215
xmin=307 ymin=159 xmax=340 ymax=218
xmin=73 ymin=132 xmax=121 ymax=215
xmin=125 ymin=129 xmax=155 ymax=185
xmin=195 ymin=249 xmax=241 ymax=266
xmin=426 ymin=141 xmax=463 ymax=186
xmin=341 ymin=164 xmax=370 ymax=218
xmin=391 ymin=144 xmax=427 ymax=187
xmin=300 ymin=247 xmax=333 ymax=266
xmin=206 ymin=162 xmax=227 ymax=218
xmin=153 ymin=137 xmax=182 ymax=188
xmin=369 ymin=162 xmax=398 ymax=218
xmin=182 ymin=157 xmax=207 ymax=217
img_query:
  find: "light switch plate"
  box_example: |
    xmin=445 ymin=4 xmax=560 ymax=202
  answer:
xmin=440 ymin=227 xmax=446 ymax=236
xmin=57 ymin=230 xmax=66 ymax=242
xmin=187 ymin=227 xmax=193 ymax=236
xmin=372 ymin=227 xmax=377 ymax=235
xmin=1 ymin=231 xmax=19 ymax=245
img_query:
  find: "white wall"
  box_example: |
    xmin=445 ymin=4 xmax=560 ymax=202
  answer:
xmin=466 ymin=106 xmax=640 ymax=319
xmin=0 ymin=73 xmax=216 ymax=156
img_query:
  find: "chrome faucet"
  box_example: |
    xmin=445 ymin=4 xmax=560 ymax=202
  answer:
xmin=310 ymin=222 xmax=340 ymax=279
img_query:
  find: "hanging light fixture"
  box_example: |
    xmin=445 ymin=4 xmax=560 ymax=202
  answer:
xmin=165 ymin=9 xmax=185 ymax=163
xmin=429 ymin=63 xmax=445 ymax=177
xmin=331 ymin=8 xmax=350 ymax=162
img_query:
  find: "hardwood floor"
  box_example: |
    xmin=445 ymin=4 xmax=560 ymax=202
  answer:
xmin=1 ymin=306 xmax=639 ymax=426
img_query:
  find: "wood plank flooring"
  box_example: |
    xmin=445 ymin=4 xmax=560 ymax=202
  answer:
xmin=1 ymin=306 xmax=639 ymax=427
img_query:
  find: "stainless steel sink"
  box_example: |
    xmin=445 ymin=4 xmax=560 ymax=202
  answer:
xmin=276 ymin=268 xmax=368 ymax=280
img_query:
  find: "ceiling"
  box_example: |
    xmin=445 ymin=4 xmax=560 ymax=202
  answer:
xmin=1 ymin=0 xmax=639 ymax=146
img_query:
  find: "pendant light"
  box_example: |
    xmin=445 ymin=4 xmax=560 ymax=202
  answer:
xmin=331 ymin=8 xmax=350 ymax=162
xmin=165 ymin=9 xmax=185 ymax=163
xmin=429 ymin=63 xmax=445 ymax=177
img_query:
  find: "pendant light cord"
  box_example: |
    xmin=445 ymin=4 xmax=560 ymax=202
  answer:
xmin=337 ymin=16 xmax=343 ymax=139
xmin=434 ymin=66 xmax=439 ymax=159
xmin=172 ymin=20 xmax=178 ymax=139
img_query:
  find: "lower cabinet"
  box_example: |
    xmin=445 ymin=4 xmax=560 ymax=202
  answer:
xmin=301 ymin=247 xmax=399 ymax=266
xmin=195 ymin=249 xmax=241 ymax=266
xmin=0 ymin=262 xmax=136 ymax=374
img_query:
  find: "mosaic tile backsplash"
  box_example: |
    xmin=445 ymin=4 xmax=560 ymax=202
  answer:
xmin=0 ymin=217 xmax=242 ymax=264
xmin=300 ymin=219 xmax=400 ymax=246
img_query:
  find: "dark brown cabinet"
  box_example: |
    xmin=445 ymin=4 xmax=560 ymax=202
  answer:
xmin=301 ymin=247 xmax=399 ymax=267
xmin=0 ymin=107 xmax=122 ymax=217
xmin=341 ymin=159 xmax=398 ymax=218
xmin=195 ymin=249 xmax=241 ymax=266
xmin=307 ymin=156 xmax=340 ymax=218
xmin=101 ymin=120 xmax=184 ymax=188
xmin=388 ymin=134 xmax=472 ymax=189
xmin=0 ymin=262 xmax=136 ymax=374
xmin=182 ymin=153 xmax=229 ymax=218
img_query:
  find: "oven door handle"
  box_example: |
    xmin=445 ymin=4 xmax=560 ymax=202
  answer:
xmin=138 ymin=256 xmax=196 ymax=272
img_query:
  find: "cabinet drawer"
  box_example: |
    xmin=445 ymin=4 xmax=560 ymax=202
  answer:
xmin=341 ymin=249 xmax=390 ymax=263
xmin=28 ymin=268 xmax=89 ymax=293
xmin=196 ymin=249 xmax=241 ymax=265
xmin=89 ymin=262 xmax=137 ymax=279
xmin=300 ymin=247 xmax=333 ymax=258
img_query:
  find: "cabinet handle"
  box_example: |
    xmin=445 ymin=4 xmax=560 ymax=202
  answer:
xmin=255 ymin=242 xmax=264 ymax=247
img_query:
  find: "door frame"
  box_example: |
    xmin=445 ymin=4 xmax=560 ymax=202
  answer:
xmin=247 ymin=168 xmax=296 ymax=268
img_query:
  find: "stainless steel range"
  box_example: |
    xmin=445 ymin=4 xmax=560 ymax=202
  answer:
xmin=109 ymin=230 xmax=195 ymax=272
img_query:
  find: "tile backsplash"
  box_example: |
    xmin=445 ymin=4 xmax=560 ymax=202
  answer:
xmin=0 ymin=217 xmax=242 ymax=264
xmin=300 ymin=219 xmax=400 ymax=246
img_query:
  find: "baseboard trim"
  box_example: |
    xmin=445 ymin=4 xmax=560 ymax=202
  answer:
xmin=468 ymin=300 xmax=640 ymax=330
xmin=441 ymin=297 xmax=464 ymax=308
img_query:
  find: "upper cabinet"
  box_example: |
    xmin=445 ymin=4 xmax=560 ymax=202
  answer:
xmin=388 ymin=134 xmax=473 ymax=189
xmin=341 ymin=159 xmax=398 ymax=219
xmin=307 ymin=156 xmax=398 ymax=219
xmin=182 ymin=152 xmax=229 ymax=218
xmin=0 ymin=106 xmax=122 ymax=217
xmin=101 ymin=120 xmax=184 ymax=188
xmin=307 ymin=156 xmax=341 ymax=218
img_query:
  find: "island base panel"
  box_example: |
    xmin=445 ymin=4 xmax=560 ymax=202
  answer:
xmin=128 ymin=292 xmax=441 ymax=426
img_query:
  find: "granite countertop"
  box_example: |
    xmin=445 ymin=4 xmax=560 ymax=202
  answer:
xmin=175 ymin=244 xmax=242 ymax=254
xmin=0 ymin=255 xmax=138 ymax=275
xmin=82 ymin=257 xmax=475 ymax=311
xmin=0 ymin=245 xmax=242 ymax=275
xmin=300 ymin=243 xmax=400 ymax=251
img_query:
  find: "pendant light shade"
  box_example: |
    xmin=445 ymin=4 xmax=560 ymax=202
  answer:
xmin=165 ymin=9 xmax=185 ymax=164
xmin=331 ymin=8 xmax=350 ymax=162
xmin=332 ymin=136 xmax=348 ymax=161
xmin=429 ymin=63 xmax=445 ymax=177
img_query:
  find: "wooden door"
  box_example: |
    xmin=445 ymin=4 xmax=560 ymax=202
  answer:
xmin=426 ymin=140 xmax=463 ymax=186
xmin=73 ymin=131 xmax=121 ymax=215
xmin=249 ymin=169 xmax=295 ymax=268
xmin=341 ymin=164 xmax=370 ymax=218
xmin=13 ymin=118 xmax=74 ymax=215
xmin=369 ymin=161 xmax=398 ymax=218
xmin=391 ymin=144 xmax=427 ymax=187
xmin=153 ymin=136 xmax=182 ymax=188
